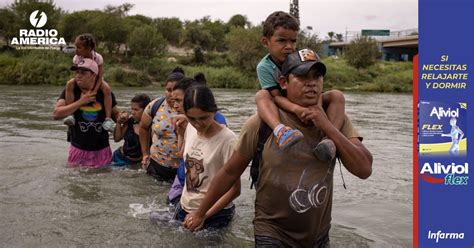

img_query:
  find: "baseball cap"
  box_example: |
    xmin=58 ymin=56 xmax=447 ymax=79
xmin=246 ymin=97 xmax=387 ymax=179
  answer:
xmin=70 ymin=58 xmax=98 ymax=75
xmin=282 ymin=49 xmax=326 ymax=77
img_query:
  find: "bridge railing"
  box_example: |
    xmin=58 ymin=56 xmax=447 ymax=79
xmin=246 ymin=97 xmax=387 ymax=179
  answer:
xmin=340 ymin=28 xmax=418 ymax=43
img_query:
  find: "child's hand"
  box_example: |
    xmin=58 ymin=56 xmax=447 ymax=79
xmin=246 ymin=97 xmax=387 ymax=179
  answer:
xmin=141 ymin=154 xmax=150 ymax=170
xmin=78 ymin=92 xmax=96 ymax=105
xmin=295 ymin=106 xmax=310 ymax=123
xmin=117 ymin=112 xmax=129 ymax=124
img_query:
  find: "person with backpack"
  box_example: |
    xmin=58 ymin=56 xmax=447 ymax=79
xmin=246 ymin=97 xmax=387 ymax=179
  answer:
xmin=139 ymin=68 xmax=185 ymax=182
xmin=183 ymin=49 xmax=373 ymax=247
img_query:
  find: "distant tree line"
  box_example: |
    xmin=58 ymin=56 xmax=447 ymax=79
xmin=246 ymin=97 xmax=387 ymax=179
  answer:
xmin=2 ymin=1 xmax=332 ymax=72
xmin=0 ymin=0 xmax=381 ymax=81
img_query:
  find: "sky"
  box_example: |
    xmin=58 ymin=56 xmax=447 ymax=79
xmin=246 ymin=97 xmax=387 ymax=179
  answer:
xmin=1 ymin=0 xmax=418 ymax=38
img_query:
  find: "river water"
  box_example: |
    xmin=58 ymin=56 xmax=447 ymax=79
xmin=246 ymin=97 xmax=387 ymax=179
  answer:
xmin=0 ymin=85 xmax=412 ymax=247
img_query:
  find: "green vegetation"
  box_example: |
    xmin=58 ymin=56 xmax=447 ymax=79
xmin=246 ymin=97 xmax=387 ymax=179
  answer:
xmin=344 ymin=36 xmax=380 ymax=70
xmin=324 ymin=57 xmax=413 ymax=92
xmin=0 ymin=0 xmax=413 ymax=92
xmin=0 ymin=51 xmax=71 ymax=85
xmin=0 ymin=50 xmax=412 ymax=92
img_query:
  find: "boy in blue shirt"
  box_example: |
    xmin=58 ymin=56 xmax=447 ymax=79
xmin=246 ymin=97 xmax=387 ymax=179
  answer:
xmin=255 ymin=11 xmax=345 ymax=161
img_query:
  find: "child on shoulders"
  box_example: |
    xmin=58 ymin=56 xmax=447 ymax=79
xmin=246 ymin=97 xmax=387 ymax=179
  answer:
xmin=63 ymin=33 xmax=114 ymax=132
xmin=255 ymin=11 xmax=345 ymax=161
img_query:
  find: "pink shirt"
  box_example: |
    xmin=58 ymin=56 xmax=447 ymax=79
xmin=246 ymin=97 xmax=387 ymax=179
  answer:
xmin=73 ymin=51 xmax=103 ymax=66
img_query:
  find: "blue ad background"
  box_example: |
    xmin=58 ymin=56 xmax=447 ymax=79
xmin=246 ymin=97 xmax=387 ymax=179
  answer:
xmin=419 ymin=0 xmax=473 ymax=247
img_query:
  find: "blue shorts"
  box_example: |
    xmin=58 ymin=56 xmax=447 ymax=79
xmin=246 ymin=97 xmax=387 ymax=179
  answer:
xmin=174 ymin=203 xmax=235 ymax=230
xmin=112 ymin=148 xmax=132 ymax=166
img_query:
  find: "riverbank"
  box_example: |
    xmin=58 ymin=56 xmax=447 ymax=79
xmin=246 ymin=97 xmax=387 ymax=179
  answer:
xmin=0 ymin=50 xmax=412 ymax=92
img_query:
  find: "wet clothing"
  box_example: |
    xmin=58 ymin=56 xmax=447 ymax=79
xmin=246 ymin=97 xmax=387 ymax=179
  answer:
xmin=68 ymin=142 xmax=112 ymax=167
xmin=255 ymin=233 xmax=330 ymax=248
xmin=120 ymin=118 xmax=142 ymax=160
xmin=111 ymin=148 xmax=129 ymax=167
xmin=144 ymin=98 xmax=180 ymax=169
xmin=235 ymin=111 xmax=360 ymax=247
xmin=59 ymin=88 xmax=117 ymax=151
xmin=111 ymin=117 xmax=142 ymax=167
xmin=180 ymin=124 xmax=237 ymax=212
xmin=174 ymin=203 xmax=235 ymax=230
xmin=147 ymin=159 xmax=177 ymax=183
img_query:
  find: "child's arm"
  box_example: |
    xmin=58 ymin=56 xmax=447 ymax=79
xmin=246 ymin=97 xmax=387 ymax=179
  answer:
xmin=258 ymin=87 xmax=308 ymax=123
xmin=322 ymin=90 xmax=345 ymax=131
xmin=274 ymin=93 xmax=308 ymax=121
xmin=255 ymin=89 xmax=281 ymax=130
xmin=92 ymin=64 xmax=104 ymax=94
xmin=53 ymin=91 xmax=96 ymax=120
xmin=65 ymin=78 xmax=76 ymax=105
xmin=100 ymin=80 xmax=113 ymax=119
xmin=113 ymin=112 xmax=129 ymax=142
xmin=255 ymin=62 xmax=284 ymax=130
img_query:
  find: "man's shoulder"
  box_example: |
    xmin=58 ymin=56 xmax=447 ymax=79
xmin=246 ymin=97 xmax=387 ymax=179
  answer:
xmin=239 ymin=113 xmax=265 ymax=140
xmin=242 ymin=113 xmax=261 ymax=130
xmin=234 ymin=113 xmax=262 ymax=160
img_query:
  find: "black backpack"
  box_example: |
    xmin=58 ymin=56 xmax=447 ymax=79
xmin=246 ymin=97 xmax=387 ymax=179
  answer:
xmin=249 ymin=121 xmax=272 ymax=189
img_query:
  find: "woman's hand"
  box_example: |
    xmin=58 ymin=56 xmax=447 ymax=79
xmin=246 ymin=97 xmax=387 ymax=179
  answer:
xmin=141 ymin=154 xmax=150 ymax=170
xmin=172 ymin=114 xmax=188 ymax=137
xmin=117 ymin=111 xmax=129 ymax=125
xmin=183 ymin=212 xmax=205 ymax=232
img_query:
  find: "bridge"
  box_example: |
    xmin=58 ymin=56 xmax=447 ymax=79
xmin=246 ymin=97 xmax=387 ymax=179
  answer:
xmin=326 ymin=29 xmax=418 ymax=61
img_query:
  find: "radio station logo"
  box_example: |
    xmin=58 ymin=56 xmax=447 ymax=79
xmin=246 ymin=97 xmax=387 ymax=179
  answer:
xmin=10 ymin=10 xmax=66 ymax=49
xmin=29 ymin=10 xmax=47 ymax=28
xmin=420 ymin=162 xmax=469 ymax=185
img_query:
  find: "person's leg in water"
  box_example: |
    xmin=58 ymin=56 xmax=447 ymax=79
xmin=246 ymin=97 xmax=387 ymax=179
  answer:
xmin=256 ymin=90 xmax=303 ymax=150
xmin=313 ymin=90 xmax=345 ymax=162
